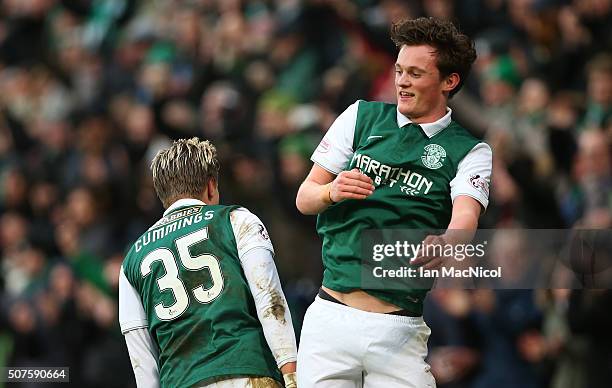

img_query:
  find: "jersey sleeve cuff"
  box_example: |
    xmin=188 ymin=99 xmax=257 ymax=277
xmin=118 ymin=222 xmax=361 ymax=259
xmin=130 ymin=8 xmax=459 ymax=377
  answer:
xmin=120 ymin=320 xmax=149 ymax=334
xmin=310 ymin=159 xmax=341 ymax=175
xmin=277 ymin=355 xmax=298 ymax=368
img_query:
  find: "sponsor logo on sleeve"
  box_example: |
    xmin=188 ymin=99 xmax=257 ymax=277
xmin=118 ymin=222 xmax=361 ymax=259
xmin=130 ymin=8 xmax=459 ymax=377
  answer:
xmin=316 ymin=138 xmax=330 ymax=153
xmin=469 ymin=174 xmax=490 ymax=197
xmin=258 ymin=224 xmax=270 ymax=241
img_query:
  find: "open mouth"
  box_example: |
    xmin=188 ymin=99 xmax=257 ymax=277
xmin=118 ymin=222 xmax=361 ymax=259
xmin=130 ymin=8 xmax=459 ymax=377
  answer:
xmin=399 ymin=91 xmax=415 ymax=98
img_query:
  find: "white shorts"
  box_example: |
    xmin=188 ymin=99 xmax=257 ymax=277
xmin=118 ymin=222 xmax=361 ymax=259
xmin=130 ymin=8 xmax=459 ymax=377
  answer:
xmin=297 ymin=296 xmax=436 ymax=388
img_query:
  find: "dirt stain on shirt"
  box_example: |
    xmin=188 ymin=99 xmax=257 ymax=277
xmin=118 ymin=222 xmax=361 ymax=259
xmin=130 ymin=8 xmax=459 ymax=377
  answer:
xmin=262 ymin=288 xmax=286 ymax=324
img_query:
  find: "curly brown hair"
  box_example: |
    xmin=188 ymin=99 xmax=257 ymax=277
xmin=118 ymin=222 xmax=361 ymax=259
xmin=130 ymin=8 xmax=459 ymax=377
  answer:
xmin=391 ymin=17 xmax=476 ymax=98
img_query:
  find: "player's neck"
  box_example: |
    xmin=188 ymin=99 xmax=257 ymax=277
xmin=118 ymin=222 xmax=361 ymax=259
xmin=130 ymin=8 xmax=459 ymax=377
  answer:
xmin=165 ymin=196 xmax=207 ymax=209
xmin=409 ymin=105 xmax=448 ymax=125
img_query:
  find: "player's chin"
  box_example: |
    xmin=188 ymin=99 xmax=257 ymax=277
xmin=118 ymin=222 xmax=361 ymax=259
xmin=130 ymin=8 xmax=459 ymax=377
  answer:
xmin=397 ymin=102 xmax=415 ymax=117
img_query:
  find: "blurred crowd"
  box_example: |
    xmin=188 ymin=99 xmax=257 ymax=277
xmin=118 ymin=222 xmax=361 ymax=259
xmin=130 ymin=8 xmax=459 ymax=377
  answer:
xmin=0 ymin=0 xmax=610 ymax=387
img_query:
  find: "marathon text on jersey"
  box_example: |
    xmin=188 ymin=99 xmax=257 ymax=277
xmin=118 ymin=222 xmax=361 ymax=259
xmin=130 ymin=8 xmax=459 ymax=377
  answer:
xmin=352 ymin=152 xmax=433 ymax=195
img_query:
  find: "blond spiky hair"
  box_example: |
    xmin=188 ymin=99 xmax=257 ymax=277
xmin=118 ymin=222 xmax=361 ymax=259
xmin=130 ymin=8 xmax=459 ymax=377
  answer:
xmin=151 ymin=137 xmax=220 ymax=208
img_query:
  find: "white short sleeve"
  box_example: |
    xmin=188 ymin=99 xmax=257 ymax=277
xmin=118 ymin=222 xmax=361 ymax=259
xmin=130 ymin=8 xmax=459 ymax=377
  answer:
xmin=310 ymin=100 xmax=359 ymax=174
xmin=450 ymin=142 xmax=492 ymax=210
xmin=230 ymin=208 xmax=274 ymax=257
xmin=119 ymin=266 xmax=149 ymax=334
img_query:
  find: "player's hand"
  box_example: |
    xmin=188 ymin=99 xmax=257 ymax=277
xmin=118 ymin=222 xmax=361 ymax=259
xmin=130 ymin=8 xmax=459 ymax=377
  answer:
xmin=429 ymin=346 xmax=479 ymax=383
xmin=410 ymin=234 xmax=448 ymax=270
xmin=280 ymin=362 xmax=296 ymax=388
xmin=329 ymin=168 xmax=374 ymax=203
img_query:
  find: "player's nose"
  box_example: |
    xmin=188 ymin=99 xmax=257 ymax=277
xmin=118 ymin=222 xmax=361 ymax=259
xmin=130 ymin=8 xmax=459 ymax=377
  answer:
xmin=396 ymin=73 xmax=411 ymax=88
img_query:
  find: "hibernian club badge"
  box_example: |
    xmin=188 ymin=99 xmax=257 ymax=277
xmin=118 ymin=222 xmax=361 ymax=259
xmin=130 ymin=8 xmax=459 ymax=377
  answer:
xmin=421 ymin=144 xmax=446 ymax=169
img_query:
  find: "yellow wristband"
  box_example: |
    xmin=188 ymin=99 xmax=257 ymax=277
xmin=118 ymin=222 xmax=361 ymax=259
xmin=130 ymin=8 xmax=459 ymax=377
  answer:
xmin=325 ymin=183 xmax=336 ymax=205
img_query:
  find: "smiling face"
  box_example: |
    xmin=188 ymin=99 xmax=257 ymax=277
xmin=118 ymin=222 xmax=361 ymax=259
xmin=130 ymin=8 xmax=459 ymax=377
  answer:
xmin=395 ymin=45 xmax=458 ymax=123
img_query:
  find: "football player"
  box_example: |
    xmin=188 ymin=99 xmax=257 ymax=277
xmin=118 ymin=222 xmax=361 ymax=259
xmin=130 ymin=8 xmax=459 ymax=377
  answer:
xmin=119 ymin=138 xmax=297 ymax=387
xmin=295 ymin=17 xmax=492 ymax=387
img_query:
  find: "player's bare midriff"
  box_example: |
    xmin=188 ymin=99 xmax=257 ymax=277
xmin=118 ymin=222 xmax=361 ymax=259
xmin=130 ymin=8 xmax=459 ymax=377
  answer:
xmin=321 ymin=286 xmax=403 ymax=313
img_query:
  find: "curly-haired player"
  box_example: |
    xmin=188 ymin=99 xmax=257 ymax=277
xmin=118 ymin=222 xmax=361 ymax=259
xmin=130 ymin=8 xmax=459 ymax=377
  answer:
xmin=296 ymin=17 xmax=491 ymax=387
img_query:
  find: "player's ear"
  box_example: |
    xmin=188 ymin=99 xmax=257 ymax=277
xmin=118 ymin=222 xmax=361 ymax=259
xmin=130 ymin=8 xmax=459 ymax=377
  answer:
xmin=205 ymin=178 xmax=219 ymax=204
xmin=442 ymin=73 xmax=460 ymax=94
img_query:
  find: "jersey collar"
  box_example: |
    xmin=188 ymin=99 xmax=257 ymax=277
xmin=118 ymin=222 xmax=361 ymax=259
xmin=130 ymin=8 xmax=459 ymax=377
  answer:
xmin=396 ymin=107 xmax=452 ymax=138
xmin=164 ymin=198 xmax=206 ymax=216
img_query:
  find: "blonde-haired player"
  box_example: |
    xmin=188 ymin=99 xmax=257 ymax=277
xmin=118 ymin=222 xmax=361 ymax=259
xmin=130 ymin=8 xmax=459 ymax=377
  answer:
xmin=119 ymin=138 xmax=297 ymax=387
